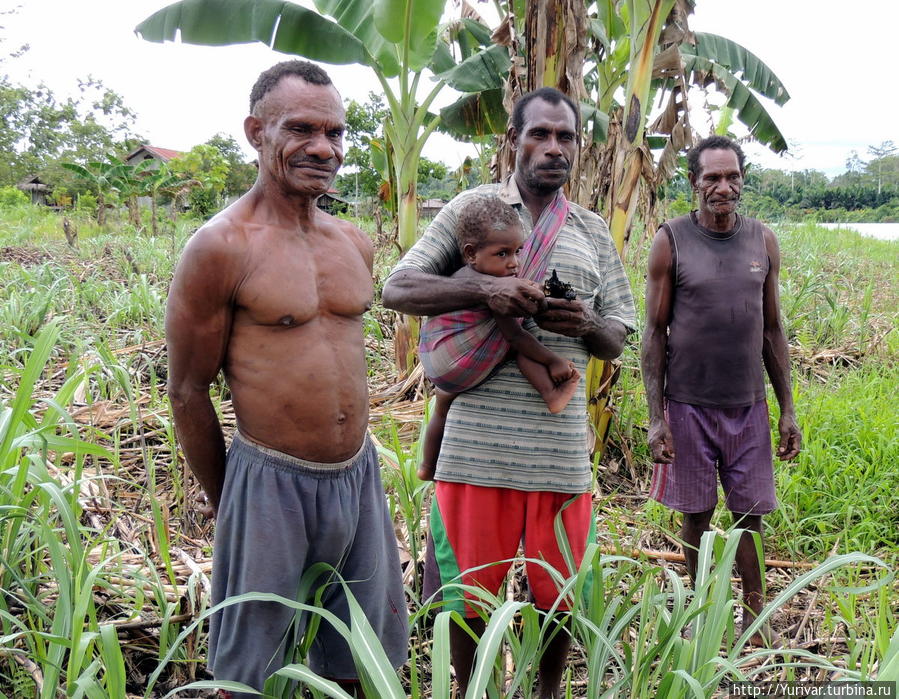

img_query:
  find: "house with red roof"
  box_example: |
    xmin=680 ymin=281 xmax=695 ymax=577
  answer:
xmin=125 ymin=145 xmax=185 ymax=169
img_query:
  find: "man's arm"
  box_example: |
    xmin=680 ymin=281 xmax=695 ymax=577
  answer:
xmin=382 ymin=191 xmax=546 ymax=318
xmin=761 ymin=227 xmax=801 ymax=461
xmin=640 ymin=229 xmax=675 ymax=463
xmin=165 ymin=226 xmax=240 ymax=514
xmin=382 ymin=266 xmax=545 ymax=318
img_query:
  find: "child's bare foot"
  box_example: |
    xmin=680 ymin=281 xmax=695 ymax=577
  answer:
xmin=544 ymin=365 xmax=581 ymax=413
xmin=417 ymin=462 xmax=436 ymax=481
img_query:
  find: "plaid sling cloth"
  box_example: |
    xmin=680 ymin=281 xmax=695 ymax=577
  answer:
xmin=419 ymin=190 xmax=570 ymax=393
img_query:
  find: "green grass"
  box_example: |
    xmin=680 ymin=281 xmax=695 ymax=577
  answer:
xmin=771 ymin=364 xmax=899 ymax=560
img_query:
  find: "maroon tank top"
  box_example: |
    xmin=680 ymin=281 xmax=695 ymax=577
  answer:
xmin=664 ymin=212 xmax=769 ymax=408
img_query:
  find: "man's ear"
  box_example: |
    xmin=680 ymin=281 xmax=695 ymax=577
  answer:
xmin=507 ymin=126 xmax=518 ymax=151
xmin=244 ymin=115 xmax=263 ymax=152
xmin=688 ymin=171 xmax=697 ymax=190
xmin=461 ymin=242 xmax=478 ymax=264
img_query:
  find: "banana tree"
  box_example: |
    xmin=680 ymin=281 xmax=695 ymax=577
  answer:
xmin=140 ymin=163 xmax=187 ymax=236
xmin=110 ymin=160 xmax=152 ymax=229
xmin=137 ymin=0 xmax=450 ymax=254
xmin=61 ymin=159 xmax=122 ymax=227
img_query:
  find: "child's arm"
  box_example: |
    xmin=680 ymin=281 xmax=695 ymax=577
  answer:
xmin=494 ymin=315 xmax=574 ymax=383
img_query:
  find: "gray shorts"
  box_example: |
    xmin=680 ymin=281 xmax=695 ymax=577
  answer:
xmin=208 ymin=433 xmax=408 ymax=695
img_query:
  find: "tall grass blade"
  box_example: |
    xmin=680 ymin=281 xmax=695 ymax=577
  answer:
xmin=465 ymin=600 xmax=527 ymax=699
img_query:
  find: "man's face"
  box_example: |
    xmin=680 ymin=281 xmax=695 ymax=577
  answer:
xmin=511 ymin=98 xmax=578 ymax=196
xmin=250 ymin=76 xmax=345 ymax=196
xmin=466 ymin=224 xmax=526 ymax=278
xmin=690 ymin=148 xmax=743 ymax=217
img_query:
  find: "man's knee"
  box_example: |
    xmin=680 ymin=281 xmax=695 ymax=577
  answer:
xmin=682 ymin=508 xmax=715 ymax=531
xmin=731 ymin=512 xmax=764 ymax=533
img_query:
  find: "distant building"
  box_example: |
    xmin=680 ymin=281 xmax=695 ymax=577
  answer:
xmin=420 ymin=198 xmax=446 ymax=218
xmin=16 ymin=175 xmax=52 ymax=206
xmin=317 ymin=189 xmax=349 ymax=215
xmin=125 ymin=145 xmax=184 ymax=170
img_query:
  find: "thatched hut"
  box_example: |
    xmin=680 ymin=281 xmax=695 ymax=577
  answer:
xmin=17 ymin=175 xmax=51 ymax=206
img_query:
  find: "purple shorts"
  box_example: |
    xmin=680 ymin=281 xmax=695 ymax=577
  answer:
xmin=649 ymin=399 xmax=777 ymax=515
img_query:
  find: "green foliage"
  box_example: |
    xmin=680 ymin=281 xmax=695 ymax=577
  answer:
xmin=772 ymin=366 xmax=899 ymax=560
xmin=743 ymin=149 xmax=899 ymax=222
xmin=0 ymin=74 xmax=142 ymax=188
xmin=205 ymin=132 xmax=256 ymax=197
xmin=0 ymin=324 xmax=188 ymax=697
xmin=0 ymin=184 xmax=28 ymax=207
xmin=335 ymin=92 xmax=389 ymax=201
xmin=169 ymin=144 xmax=229 ymax=218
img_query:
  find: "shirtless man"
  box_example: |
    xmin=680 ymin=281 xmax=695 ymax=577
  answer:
xmin=165 ymin=60 xmax=407 ymax=697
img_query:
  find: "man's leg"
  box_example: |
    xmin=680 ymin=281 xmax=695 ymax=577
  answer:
xmin=449 ymin=615 xmax=486 ymax=697
xmin=718 ymin=401 xmax=778 ymax=646
xmin=731 ymin=512 xmax=774 ymax=646
xmin=680 ymin=508 xmax=715 ymax=581
xmin=430 ymin=482 xmax=525 ymax=696
xmin=523 ymin=492 xmax=592 ymax=699
xmin=536 ymin=612 xmax=571 ymax=699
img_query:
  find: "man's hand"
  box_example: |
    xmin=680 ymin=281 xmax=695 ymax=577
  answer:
xmin=648 ymin=418 xmax=675 ymax=464
xmin=533 ymin=297 xmax=593 ymax=336
xmin=776 ymin=414 xmax=801 ymax=461
xmin=196 ymin=491 xmax=217 ymax=519
xmin=474 ymin=269 xmax=545 ymax=317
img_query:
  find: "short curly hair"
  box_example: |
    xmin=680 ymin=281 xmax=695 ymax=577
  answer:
xmin=455 ymin=195 xmax=522 ymax=251
xmin=250 ymin=60 xmax=332 ymax=114
xmin=687 ymin=135 xmax=746 ymax=178
xmin=511 ymin=87 xmax=580 ymax=138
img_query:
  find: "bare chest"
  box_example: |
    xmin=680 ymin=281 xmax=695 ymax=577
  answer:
xmin=235 ymin=235 xmax=373 ymax=327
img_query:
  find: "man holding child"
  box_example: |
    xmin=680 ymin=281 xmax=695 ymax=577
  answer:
xmin=382 ymin=86 xmax=636 ymax=698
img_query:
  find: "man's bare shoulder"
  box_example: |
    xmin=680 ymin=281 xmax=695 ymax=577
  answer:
xmin=760 ymin=224 xmax=781 ymax=254
xmin=179 ymin=200 xmax=255 ymax=266
xmin=170 ymin=204 xmax=262 ymax=309
xmin=325 ymin=212 xmax=374 ymax=267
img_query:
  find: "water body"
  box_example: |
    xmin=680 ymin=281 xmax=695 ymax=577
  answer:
xmin=819 ymin=222 xmax=899 ymax=242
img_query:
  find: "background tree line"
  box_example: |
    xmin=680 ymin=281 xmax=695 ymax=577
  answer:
xmin=0 ymin=16 xmax=255 ymax=222
xmin=661 ymin=141 xmax=899 ymax=223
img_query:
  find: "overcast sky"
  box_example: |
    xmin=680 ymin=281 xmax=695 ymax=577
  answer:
xmin=2 ymin=0 xmax=895 ymax=176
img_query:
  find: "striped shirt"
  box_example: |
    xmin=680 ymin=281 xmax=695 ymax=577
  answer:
xmin=389 ymin=179 xmax=637 ymax=493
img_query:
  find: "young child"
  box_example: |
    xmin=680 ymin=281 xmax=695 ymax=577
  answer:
xmin=418 ymin=195 xmax=580 ymax=481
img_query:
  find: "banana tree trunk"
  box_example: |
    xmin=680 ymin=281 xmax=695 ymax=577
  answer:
xmin=381 ymin=72 xmax=443 ymax=374
xmin=397 ymin=180 xmax=419 ymax=254
xmin=150 ymin=196 xmax=159 ymax=237
xmin=97 ymin=192 xmax=106 ymax=228
xmin=395 ymin=180 xmax=420 ymax=374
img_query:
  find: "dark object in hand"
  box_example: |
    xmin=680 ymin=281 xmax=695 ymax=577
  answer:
xmin=543 ymin=269 xmax=577 ymax=300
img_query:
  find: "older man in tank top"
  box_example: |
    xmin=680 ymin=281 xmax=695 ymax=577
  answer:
xmin=641 ymin=135 xmax=801 ymax=646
